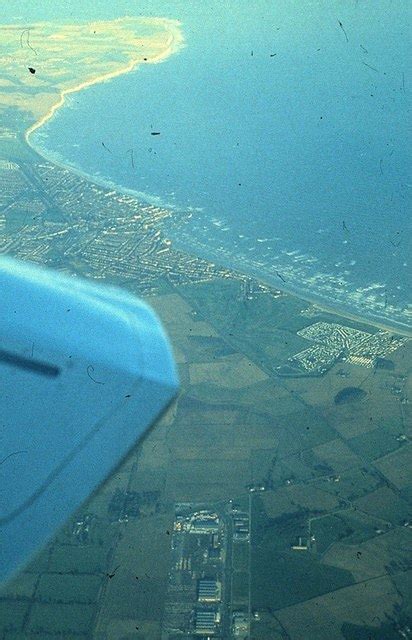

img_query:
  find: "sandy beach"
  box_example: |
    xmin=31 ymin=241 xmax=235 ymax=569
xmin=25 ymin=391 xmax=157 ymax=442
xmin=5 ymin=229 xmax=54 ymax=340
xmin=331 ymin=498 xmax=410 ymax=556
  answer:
xmin=25 ymin=18 xmax=184 ymax=143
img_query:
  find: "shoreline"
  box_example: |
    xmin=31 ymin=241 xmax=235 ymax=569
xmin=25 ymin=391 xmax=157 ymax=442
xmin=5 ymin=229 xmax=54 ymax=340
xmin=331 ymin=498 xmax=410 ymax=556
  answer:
xmin=20 ymin=19 xmax=411 ymax=340
xmin=25 ymin=138 xmax=412 ymax=340
xmin=168 ymin=236 xmax=412 ymax=338
xmin=25 ymin=17 xmax=184 ymax=143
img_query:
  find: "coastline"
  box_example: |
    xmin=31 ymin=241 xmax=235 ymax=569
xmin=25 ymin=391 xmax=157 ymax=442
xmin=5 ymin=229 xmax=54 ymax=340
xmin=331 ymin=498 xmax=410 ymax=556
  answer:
xmin=168 ymin=235 xmax=412 ymax=339
xmin=25 ymin=137 xmax=412 ymax=340
xmin=25 ymin=18 xmax=184 ymax=143
xmin=20 ymin=19 xmax=411 ymax=340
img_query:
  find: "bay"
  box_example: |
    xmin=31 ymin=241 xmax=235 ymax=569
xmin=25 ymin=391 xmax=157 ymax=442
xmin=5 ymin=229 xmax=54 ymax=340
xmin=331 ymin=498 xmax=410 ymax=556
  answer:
xmin=27 ymin=1 xmax=411 ymax=330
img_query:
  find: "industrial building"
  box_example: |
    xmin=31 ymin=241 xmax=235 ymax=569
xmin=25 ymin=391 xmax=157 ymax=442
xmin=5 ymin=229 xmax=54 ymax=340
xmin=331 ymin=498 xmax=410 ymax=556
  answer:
xmin=233 ymin=513 xmax=250 ymax=541
xmin=194 ymin=608 xmax=218 ymax=635
xmin=189 ymin=512 xmax=219 ymax=535
xmin=197 ymin=579 xmax=221 ymax=603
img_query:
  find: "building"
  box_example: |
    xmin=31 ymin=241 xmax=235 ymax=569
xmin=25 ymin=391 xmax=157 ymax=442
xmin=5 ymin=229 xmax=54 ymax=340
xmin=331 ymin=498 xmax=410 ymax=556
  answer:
xmin=233 ymin=514 xmax=250 ymax=541
xmin=189 ymin=517 xmax=219 ymax=535
xmin=232 ymin=612 xmax=248 ymax=637
xmin=291 ymin=536 xmax=308 ymax=551
xmin=208 ymin=546 xmax=220 ymax=560
xmin=195 ymin=608 xmax=217 ymax=635
xmin=198 ymin=579 xmax=221 ymax=603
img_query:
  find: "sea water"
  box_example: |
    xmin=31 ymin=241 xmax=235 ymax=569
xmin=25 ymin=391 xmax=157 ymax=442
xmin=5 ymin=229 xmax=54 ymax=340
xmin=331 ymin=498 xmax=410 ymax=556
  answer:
xmin=27 ymin=1 xmax=411 ymax=330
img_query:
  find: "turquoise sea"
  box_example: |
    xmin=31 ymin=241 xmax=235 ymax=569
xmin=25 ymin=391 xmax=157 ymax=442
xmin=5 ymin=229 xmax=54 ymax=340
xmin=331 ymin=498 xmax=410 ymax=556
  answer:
xmin=11 ymin=1 xmax=412 ymax=330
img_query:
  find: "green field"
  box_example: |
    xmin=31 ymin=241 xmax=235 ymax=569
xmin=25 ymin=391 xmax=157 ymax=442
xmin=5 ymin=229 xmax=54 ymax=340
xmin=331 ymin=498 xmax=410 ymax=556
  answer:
xmin=252 ymin=497 xmax=355 ymax=610
xmin=233 ymin=542 xmax=249 ymax=572
xmin=312 ymin=514 xmax=359 ymax=554
xmin=0 ymin=602 xmax=29 ymax=633
xmin=252 ymin=546 xmax=354 ymax=610
xmin=232 ymin=571 xmax=249 ymax=604
xmin=48 ymin=544 xmax=108 ymax=574
xmin=354 ymin=486 xmax=412 ymax=526
xmin=27 ymin=602 xmax=95 ymax=635
xmin=349 ymin=425 xmax=403 ymax=460
xmin=36 ymin=573 xmax=102 ymax=603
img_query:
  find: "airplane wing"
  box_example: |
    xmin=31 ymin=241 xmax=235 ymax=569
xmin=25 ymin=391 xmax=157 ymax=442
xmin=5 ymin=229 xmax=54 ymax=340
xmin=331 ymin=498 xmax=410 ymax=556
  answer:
xmin=0 ymin=257 xmax=178 ymax=584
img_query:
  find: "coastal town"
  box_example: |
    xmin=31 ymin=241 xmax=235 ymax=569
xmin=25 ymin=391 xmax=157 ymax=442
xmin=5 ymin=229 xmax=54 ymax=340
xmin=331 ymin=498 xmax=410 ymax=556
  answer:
xmin=0 ymin=155 xmax=234 ymax=293
xmin=1 ymin=153 xmax=408 ymax=381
